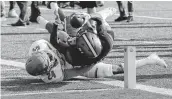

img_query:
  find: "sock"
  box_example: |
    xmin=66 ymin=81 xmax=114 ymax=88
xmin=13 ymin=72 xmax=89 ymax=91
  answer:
xmin=50 ymin=2 xmax=59 ymax=11
xmin=37 ymin=16 xmax=48 ymax=28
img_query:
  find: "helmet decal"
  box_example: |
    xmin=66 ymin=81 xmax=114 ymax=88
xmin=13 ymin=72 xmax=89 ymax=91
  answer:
xmin=82 ymin=34 xmax=97 ymax=57
xmin=76 ymin=32 xmax=102 ymax=58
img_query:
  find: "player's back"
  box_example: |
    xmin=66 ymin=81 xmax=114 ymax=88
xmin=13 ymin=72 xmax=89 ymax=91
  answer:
xmin=28 ymin=39 xmax=56 ymax=56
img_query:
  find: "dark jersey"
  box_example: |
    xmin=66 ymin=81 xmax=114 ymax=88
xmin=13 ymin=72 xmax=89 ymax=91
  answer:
xmin=48 ymin=12 xmax=114 ymax=66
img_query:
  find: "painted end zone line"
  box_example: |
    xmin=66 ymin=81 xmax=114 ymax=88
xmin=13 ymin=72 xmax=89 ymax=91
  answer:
xmin=114 ymin=14 xmax=172 ymax=20
xmin=96 ymin=81 xmax=172 ymax=97
xmin=1 ymin=88 xmax=117 ymax=97
xmin=1 ymin=59 xmax=25 ymax=69
xmin=1 ymin=59 xmax=172 ymax=97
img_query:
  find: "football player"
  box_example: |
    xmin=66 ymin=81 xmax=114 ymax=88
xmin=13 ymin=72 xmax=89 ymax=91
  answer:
xmin=26 ymin=39 xmax=167 ymax=83
xmin=25 ymin=2 xmax=167 ymax=83
xmin=37 ymin=2 xmax=116 ymax=67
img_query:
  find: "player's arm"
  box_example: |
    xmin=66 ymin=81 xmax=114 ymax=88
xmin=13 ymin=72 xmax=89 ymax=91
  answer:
xmin=90 ymin=10 xmax=115 ymax=40
xmin=37 ymin=16 xmax=69 ymax=48
xmin=37 ymin=1 xmax=66 ymax=34
xmin=50 ymin=23 xmax=78 ymax=49
xmin=96 ymin=31 xmax=113 ymax=62
xmin=96 ymin=7 xmax=116 ymax=20
xmin=89 ymin=13 xmax=114 ymax=61
xmin=89 ymin=7 xmax=116 ymax=27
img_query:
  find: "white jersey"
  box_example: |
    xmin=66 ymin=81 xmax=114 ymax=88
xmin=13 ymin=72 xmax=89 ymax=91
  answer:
xmin=29 ymin=39 xmax=64 ymax=83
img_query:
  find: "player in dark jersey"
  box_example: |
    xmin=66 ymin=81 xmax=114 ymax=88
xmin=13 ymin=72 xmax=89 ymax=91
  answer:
xmin=24 ymin=2 xmax=168 ymax=83
xmin=37 ymin=2 xmax=116 ymax=67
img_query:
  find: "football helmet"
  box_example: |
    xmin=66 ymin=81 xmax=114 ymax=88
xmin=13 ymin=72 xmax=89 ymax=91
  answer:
xmin=25 ymin=50 xmax=59 ymax=76
xmin=70 ymin=12 xmax=89 ymax=28
xmin=76 ymin=32 xmax=102 ymax=58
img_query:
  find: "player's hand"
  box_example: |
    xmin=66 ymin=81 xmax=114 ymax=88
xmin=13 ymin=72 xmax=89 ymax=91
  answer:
xmin=90 ymin=13 xmax=103 ymax=26
xmin=67 ymin=37 xmax=77 ymax=46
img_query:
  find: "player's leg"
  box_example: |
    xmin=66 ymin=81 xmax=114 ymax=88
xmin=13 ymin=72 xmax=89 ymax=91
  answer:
xmin=96 ymin=7 xmax=116 ymax=34
xmin=135 ymin=53 xmax=167 ymax=68
xmin=30 ymin=1 xmax=41 ymax=22
xmin=97 ymin=7 xmax=116 ymax=20
xmin=127 ymin=1 xmax=134 ymax=22
xmin=37 ymin=1 xmax=66 ymax=33
xmin=117 ymin=1 xmax=126 ymax=17
xmin=37 ymin=16 xmax=49 ymax=29
xmin=36 ymin=12 xmax=54 ymax=34
xmin=112 ymin=53 xmax=168 ymax=74
xmin=49 ymin=2 xmax=66 ymax=22
xmin=115 ymin=1 xmax=127 ymax=22
xmin=8 ymin=1 xmax=18 ymax=18
xmin=1 ymin=1 xmax=5 ymax=17
xmin=87 ymin=7 xmax=96 ymax=14
xmin=11 ymin=1 xmax=29 ymax=26
xmin=82 ymin=62 xmax=113 ymax=78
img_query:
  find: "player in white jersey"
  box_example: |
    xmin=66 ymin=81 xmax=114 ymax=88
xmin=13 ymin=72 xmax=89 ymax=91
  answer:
xmin=36 ymin=2 xmax=116 ymax=67
xmin=26 ymin=39 xmax=167 ymax=83
xmin=25 ymin=2 xmax=168 ymax=83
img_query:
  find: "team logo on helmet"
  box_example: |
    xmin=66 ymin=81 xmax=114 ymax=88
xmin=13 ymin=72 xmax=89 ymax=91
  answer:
xmin=76 ymin=32 xmax=102 ymax=58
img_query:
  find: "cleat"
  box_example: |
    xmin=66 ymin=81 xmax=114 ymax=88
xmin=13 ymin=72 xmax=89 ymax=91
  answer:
xmin=11 ymin=19 xmax=29 ymax=26
xmin=115 ymin=16 xmax=127 ymax=22
xmin=11 ymin=21 xmax=25 ymax=26
xmin=127 ymin=16 xmax=133 ymax=22
xmin=148 ymin=53 xmax=168 ymax=68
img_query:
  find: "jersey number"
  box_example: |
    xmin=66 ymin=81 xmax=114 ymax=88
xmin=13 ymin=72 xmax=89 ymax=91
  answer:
xmin=48 ymin=71 xmax=56 ymax=80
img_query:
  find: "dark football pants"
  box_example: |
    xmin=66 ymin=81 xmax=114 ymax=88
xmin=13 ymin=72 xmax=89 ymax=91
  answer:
xmin=116 ymin=1 xmax=133 ymax=17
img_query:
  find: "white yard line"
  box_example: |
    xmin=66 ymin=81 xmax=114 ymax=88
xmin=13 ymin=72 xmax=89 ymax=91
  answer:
xmin=1 ymin=59 xmax=172 ymax=97
xmin=1 ymin=88 xmax=117 ymax=97
xmin=96 ymin=81 xmax=172 ymax=96
xmin=16 ymin=27 xmax=46 ymax=31
xmin=34 ymin=28 xmax=46 ymax=31
xmin=1 ymin=76 xmax=36 ymax=79
xmin=113 ymin=14 xmax=172 ymax=20
xmin=1 ymin=68 xmax=21 ymax=71
xmin=143 ymin=41 xmax=156 ymax=44
xmin=1 ymin=59 xmax=25 ymax=69
xmin=134 ymin=15 xmax=172 ymax=20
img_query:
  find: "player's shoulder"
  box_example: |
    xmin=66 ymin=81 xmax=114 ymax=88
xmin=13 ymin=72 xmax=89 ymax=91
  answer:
xmin=29 ymin=39 xmax=55 ymax=56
